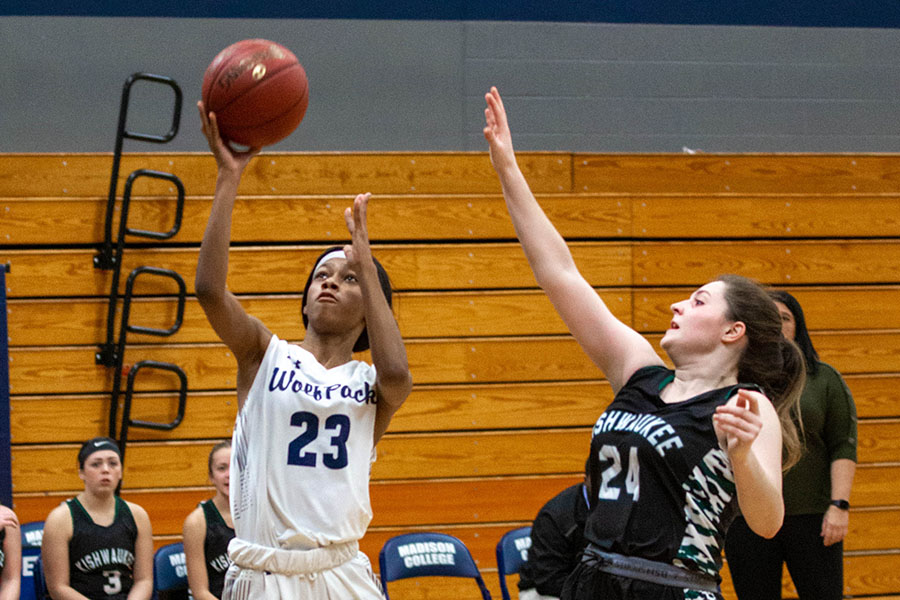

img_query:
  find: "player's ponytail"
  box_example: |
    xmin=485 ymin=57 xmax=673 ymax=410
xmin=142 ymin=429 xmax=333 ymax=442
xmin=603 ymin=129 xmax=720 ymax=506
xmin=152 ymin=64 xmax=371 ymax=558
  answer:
xmin=717 ymin=275 xmax=805 ymax=470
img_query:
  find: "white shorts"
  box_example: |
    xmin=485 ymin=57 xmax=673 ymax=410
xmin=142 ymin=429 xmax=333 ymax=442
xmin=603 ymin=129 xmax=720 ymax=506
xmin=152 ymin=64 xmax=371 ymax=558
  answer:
xmin=222 ymin=538 xmax=384 ymax=600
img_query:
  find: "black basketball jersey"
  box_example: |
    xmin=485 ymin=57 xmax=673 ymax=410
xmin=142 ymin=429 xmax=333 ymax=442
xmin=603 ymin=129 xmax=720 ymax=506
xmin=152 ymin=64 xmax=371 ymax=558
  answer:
xmin=0 ymin=526 xmax=5 ymax=569
xmin=584 ymin=366 xmax=758 ymax=579
xmin=67 ymin=497 xmax=137 ymax=600
xmin=201 ymin=499 xmax=235 ymax=598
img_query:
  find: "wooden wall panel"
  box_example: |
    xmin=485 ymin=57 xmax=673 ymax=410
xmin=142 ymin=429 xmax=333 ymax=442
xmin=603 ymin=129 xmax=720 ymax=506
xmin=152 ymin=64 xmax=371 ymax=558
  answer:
xmin=632 ymin=286 xmax=900 ymax=332
xmin=6 ymin=152 xmax=900 ymax=598
xmin=9 ymin=381 xmax=613 ymax=443
xmin=0 ymin=153 xmax=571 ymax=197
xmin=1 ymin=242 xmax=631 ymax=297
xmin=6 ymin=289 xmax=629 ymax=346
xmin=633 ymin=240 xmax=900 ymax=286
xmin=13 ymin=475 xmax=583 ymax=535
xmin=575 ymin=155 xmax=900 ymax=194
xmin=631 ymin=195 xmax=900 ymax=238
xmin=12 ymin=430 xmax=593 ymax=492
xmin=0 ymin=193 xmax=629 ymax=244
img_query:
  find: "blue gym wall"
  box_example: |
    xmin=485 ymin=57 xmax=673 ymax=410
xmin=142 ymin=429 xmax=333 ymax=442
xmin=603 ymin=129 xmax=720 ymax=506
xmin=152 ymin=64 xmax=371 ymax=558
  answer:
xmin=1 ymin=4 xmax=899 ymax=152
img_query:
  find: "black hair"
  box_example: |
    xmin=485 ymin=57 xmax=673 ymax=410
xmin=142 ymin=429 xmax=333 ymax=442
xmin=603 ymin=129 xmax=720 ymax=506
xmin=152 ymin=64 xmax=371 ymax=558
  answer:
xmin=300 ymin=246 xmax=393 ymax=352
xmin=769 ymin=290 xmax=820 ymax=376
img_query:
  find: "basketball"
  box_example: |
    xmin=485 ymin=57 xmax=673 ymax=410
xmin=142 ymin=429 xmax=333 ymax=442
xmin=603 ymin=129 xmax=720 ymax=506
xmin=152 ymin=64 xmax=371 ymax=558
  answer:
xmin=202 ymin=39 xmax=309 ymax=147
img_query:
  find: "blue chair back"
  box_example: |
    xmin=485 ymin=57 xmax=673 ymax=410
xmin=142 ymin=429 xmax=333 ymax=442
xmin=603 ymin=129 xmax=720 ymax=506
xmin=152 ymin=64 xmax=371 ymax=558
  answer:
xmin=20 ymin=520 xmax=45 ymax=600
xmin=379 ymin=532 xmax=491 ymax=599
xmin=153 ymin=542 xmax=188 ymax=598
xmin=32 ymin=554 xmax=48 ymax=600
xmin=495 ymin=526 xmax=532 ymax=600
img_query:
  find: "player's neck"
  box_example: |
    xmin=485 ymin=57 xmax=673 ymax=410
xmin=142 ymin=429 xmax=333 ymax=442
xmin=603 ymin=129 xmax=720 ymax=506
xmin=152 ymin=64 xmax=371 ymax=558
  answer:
xmin=77 ymin=490 xmax=117 ymax=521
xmin=665 ymin=353 xmax=738 ymax=403
xmin=212 ymin=493 xmax=232 ymax=527
xmin=300 ymin=332 xmax=356 ymax=368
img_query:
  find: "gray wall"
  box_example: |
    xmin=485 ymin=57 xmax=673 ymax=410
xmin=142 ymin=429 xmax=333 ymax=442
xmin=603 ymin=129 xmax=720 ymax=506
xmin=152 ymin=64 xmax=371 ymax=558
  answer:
xmin=2 ymin=16 xmax=899 ymax=152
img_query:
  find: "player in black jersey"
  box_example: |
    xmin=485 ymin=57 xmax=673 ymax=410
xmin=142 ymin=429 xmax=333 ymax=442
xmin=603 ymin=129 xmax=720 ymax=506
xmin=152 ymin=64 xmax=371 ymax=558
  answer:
xmin=0 ymin=504 xmax=21 ymax=600
xmin=184 ymin=441 xmax=235 ymax=600
xmin=483 ymin=87 xmax=806 ymax=600
xmin=42 ymin=437 xmax=153 ymax=600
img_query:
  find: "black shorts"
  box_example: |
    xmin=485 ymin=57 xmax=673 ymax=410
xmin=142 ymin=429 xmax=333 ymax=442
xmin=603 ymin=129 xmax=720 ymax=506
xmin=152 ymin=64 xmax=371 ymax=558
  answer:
xmin=561 ymin=560 xmax=723 ymax=600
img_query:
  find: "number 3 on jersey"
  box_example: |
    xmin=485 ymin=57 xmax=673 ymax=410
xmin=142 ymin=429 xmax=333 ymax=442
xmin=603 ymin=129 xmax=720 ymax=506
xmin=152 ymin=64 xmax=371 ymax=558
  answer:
xmin=597 ymin=444 xmax=640 ymax=501
xmin=287 ymin=411 xmax=351 ymax=469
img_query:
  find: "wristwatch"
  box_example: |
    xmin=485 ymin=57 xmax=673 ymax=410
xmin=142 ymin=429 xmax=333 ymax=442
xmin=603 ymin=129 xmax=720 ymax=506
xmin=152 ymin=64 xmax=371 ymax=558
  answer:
xmin=830 ymin=499 xmax=850 ymax=510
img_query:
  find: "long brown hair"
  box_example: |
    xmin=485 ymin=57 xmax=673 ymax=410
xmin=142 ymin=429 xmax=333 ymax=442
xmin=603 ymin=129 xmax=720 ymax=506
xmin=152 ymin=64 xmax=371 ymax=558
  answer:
xmin=717 ymin=275 xmax=805 ymax=470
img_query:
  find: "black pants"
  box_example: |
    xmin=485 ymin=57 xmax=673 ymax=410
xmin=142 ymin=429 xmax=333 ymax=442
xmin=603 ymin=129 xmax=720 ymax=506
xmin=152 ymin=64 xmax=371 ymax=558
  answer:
xmin=724 ymin=514 xmax=843 ymax=600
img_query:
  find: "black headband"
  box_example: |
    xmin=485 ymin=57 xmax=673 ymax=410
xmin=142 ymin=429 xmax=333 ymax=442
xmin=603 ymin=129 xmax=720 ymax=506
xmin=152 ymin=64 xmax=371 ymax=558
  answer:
xmin=78 ymin=437 xmax=122 ymax=468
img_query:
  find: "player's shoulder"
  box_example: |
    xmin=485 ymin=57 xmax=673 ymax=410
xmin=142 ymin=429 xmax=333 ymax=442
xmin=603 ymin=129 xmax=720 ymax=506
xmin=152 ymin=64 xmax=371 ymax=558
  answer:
xmin=183 ymin=505 xmax=206 ymax=535
xmin=46 ymin=500 xmax=71 ymax=522
xmin=123 ymin=500 xmax=150 ymax=524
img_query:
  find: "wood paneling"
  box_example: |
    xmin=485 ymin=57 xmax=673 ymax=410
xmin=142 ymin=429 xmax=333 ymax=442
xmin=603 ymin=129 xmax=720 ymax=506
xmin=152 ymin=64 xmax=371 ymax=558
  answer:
xmin=632 ymin=286 xmax=900 ymax=332
xmin=7 ymin=151 xmax=900 ymax=599
xmin=633 ymin=240 xmax=900 ymax=286
xmin=6 ymin=289 xmax=630 ymax=346
xmin=1 ymin=242 xmax=631 ymax=297
xmin=575 ymin=154 xmax=900 ymax=194
xmin=0 ymin=193 xmax=629 ymax=244
xmin=12 ymin=331 xmax=900 ymax=396
xmin=13 ymin=474 xmax=583 ymax=535
xmin=11 ymin=423 xmax=898 ymax=494
xmin=12 ymin=430 xmax=593 ymax=492
xmin=631 ymin=194 xmax=900 ymax=238
xmin=0 ymin=152 xmax=571 ymax=197
xmin=9 ymin=337 xmax=607 ymax=395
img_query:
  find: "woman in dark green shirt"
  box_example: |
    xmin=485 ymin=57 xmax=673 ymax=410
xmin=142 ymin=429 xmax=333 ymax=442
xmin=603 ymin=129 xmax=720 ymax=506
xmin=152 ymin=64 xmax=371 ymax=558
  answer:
xmin=725 ymin=290 xmax=857 ymax=600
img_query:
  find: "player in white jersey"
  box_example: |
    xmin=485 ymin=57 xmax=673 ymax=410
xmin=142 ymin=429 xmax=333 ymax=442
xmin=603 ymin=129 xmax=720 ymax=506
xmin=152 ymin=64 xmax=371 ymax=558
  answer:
xmin=196 ymin=103 xmax=413 ymax=600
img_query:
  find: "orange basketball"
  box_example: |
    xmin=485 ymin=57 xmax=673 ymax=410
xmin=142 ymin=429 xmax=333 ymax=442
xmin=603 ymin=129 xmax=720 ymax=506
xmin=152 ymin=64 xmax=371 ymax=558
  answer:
xmin=202 ymin=39 xmax=309 ymax=147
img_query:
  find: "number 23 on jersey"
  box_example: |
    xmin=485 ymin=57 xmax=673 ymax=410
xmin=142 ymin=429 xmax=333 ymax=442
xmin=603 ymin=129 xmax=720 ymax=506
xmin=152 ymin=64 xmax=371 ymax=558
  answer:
xmin=286 ymin=411 xmax=351 ymax=469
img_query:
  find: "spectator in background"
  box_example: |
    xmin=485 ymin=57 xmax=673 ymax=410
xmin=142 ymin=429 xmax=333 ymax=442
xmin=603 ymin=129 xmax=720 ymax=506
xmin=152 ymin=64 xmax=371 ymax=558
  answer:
xmin=41 ymin=437 xmax=153 ymax=600
xmin=725 ymin=290 xmax=857 ymax=600
xmin=183 ymin=441 xmax=235 ymax=600
xmin=0 ymin=504 xmax=21 ymax=600
xmin=518 ymin=463 xmax=590 ymax=600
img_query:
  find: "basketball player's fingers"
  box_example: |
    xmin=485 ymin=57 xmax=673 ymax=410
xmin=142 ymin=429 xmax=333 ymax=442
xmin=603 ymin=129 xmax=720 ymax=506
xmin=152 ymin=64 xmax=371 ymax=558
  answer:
xmin=355 ymin=193 xmax=370 ymax=229
xmin=483 ymin=99 xmax=497 ymax=127
xmin=716 ymin=404 xmax=762 ymax=428
xmin=713 ymin=413 xmax=760 ymax=441
xmin=489 ymin=86 xmax=508 ymax=126
xmin=736 ymin=389 xmax=762 ymax=415
xmin=197 ymin=102 xmax=209 ymax=132
xmin=485 ymin=91 xmax=502 ymax=126
xmin=483 ymin=109 xmax=494 ymax=139
xmin=344 ymin=206 xmax=355 ymax=235
xmin=207 ymin=112 xmax=221 ymax=140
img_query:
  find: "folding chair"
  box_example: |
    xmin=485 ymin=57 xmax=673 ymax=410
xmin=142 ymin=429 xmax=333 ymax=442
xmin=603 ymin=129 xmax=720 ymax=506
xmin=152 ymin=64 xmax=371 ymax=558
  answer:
xmin=496 ymin=526 xmax=532 ymax=600
xmin=153 ymin=541 xmax=189 ymax=600
xmin=379 ymin=532 xmax=491 ymax=599
xmin=20 ymin=521 xmax=45 ymax=600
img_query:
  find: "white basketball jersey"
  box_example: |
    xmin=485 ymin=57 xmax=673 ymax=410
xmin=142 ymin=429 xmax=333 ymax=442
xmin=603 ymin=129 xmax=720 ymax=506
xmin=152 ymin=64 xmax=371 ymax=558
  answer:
xmin=231 ymin=334 xmax=378 ymax=550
